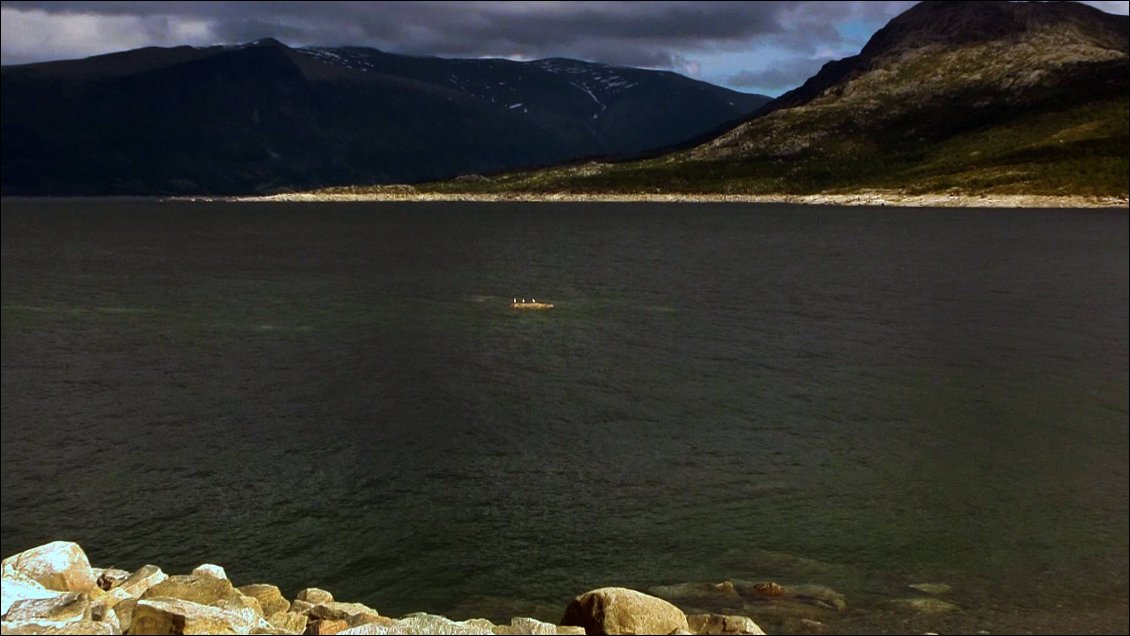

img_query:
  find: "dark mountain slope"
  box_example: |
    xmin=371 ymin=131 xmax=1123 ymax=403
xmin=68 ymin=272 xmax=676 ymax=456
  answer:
xmin=0 ymin=41 xmax=768 ymax=195
xmin=432 ymin=1 xmax=1128 ymax=197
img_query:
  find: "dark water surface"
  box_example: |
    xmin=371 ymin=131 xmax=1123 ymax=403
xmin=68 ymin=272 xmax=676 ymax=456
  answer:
xmin=2 ymin=200 xmax=1127 ymax=633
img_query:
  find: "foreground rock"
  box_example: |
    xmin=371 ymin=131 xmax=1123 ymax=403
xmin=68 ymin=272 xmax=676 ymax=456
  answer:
xmin=129 ymin=597 xmax=263 ymax=634
xmin=3 ymin=542 xmax=773 ymax=636
xmin=1 ymin=542 xmax=96 ymax=595
xmin=562 ymin=587 xmax=690 ymax=635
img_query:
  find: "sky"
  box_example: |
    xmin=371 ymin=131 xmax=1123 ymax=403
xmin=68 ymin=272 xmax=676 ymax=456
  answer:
xmin=1 ymin=1 xmax=1127 ymax=96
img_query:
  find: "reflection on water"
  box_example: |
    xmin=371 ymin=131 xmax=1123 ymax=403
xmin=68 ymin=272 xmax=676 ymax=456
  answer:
xmin=2 ymin=200 xmax=1127 ymax=634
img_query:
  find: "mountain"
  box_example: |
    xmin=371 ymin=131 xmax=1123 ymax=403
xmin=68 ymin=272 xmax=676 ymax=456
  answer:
xmin=426 ymin=1 xmax=1128 ymax=197
xmin=0 ymin=40 xmax=769 ymax=196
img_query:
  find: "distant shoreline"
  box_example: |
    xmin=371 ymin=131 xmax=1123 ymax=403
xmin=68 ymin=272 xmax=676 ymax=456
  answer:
xmin=3 ymin=192 xmax=1127 ymax=208
xmin=229 ymin=191 xmax=1130 ymax=208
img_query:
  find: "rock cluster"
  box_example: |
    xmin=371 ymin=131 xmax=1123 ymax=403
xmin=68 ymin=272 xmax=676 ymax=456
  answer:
xmin=1 ymin=542 xmax=768 ymax=635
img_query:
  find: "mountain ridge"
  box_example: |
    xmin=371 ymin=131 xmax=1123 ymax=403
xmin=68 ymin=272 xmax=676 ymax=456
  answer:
xmin=416 ymin=0 xmax=1127 ymax=198
xmin=1 ymin=40 xmax=768 ymax=196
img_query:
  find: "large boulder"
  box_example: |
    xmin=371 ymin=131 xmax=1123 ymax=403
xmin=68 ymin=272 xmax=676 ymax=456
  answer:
xmin=129 ymin=597 xmax=263 ymax=634
xmin=1 ymin=543 xmax=96 ymax=593
xmin=3 ymin=593 xmax=91 ymax=623
xmin=562 ymin=588 xmax=689 ymax=635
xmin=1 ymin=579 xmax=63 ymax=616
xmin=141 ymin=573 xmax=242 ymax=609
xmin=237 ymin=585 xmax=289 ymax=617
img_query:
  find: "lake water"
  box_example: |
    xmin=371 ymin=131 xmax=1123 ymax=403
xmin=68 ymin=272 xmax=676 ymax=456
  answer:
xmin=1 ymin=200 xmax=1127 ymax=633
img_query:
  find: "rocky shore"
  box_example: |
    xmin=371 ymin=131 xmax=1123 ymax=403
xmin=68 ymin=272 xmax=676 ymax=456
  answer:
xmin=2 ymin=541 xmax=780 ymax=635
xmin=229 ymin=189 xmax=1130 ymax=208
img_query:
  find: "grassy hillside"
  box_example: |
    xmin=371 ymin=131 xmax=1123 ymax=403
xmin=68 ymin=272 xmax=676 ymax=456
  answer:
xmin=390 ymin=95 xmax=1127 ymax=197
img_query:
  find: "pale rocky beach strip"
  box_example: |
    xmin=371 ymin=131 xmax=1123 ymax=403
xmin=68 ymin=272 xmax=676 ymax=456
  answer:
xmin=0 ymin=541 xmax=778 ymax=635
xmin=1 ymin=541 xmax=978 ymax=635
xmin=227 ymin=189 xmax=1130 ymax=209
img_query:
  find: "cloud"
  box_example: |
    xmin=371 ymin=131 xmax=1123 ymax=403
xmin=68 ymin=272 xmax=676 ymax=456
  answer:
xmin=0 ymin=1 xmax=868 ymax=65
xmin=1 ymin=1 xmax=1126 ymax=93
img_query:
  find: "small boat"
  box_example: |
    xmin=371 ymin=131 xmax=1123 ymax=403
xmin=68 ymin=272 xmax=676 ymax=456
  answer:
xmin=510 ymin=298 xmax=554 ymax=310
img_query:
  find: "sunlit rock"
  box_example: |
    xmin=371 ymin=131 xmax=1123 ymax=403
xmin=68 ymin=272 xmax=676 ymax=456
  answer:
xmin=266 ymin=610 xmax=307 ymax=634
xmin=289 ymin=599 xmax=315 ymax=614
xmin=192 ymin=564 xmax=229 ymax=581
xmin=295 ymin=588 xmax=334 ymax=605
xmin=141 ymin=573 xmax=240 ymax=608
xmin=1 ymin=578 xmax=63 ymax=616
xmin=238 ymin=585 xmax=290 ymax=617
xmin=111 ymin=599 xmax=138 ymax=634
xmin=308 ymin=602 xmax=380 ymax=624
xmin=562 ymin=587 xmax=689 ymax=635
xmin=499 ymin=616 xmax=556 ymax=635
xmin=0 ymin=619 xmax=118 ymax=634
xmin=1 ymin=542 xmax=96 ymax=593
xmin=114 ymin=565 xmax=167 ymax=600
xmin=306 ymin=618 xmax=349 ymax=634
xmin=395 ymin=613 xmax=495 ymax=634
xmin=129 ymin=596 xmax=262 ymax=634
xmin=3 ymin=592 xmax=91 ymax=623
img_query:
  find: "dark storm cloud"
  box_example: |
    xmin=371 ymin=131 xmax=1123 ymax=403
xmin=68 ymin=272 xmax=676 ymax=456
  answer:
xmin=3 ymin=1 xmax=1125 ymax=93
xmin=0 ymin=1 xmax=887 ymax=65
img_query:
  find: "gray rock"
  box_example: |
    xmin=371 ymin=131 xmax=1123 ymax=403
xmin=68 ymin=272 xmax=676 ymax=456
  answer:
xmin=0 ymin=543 xmax=97 ymax=593
xmin=562 ymin=587 xmax=689 ymax=636
xmin=3 ymin=593 xmax=91 ymax=623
